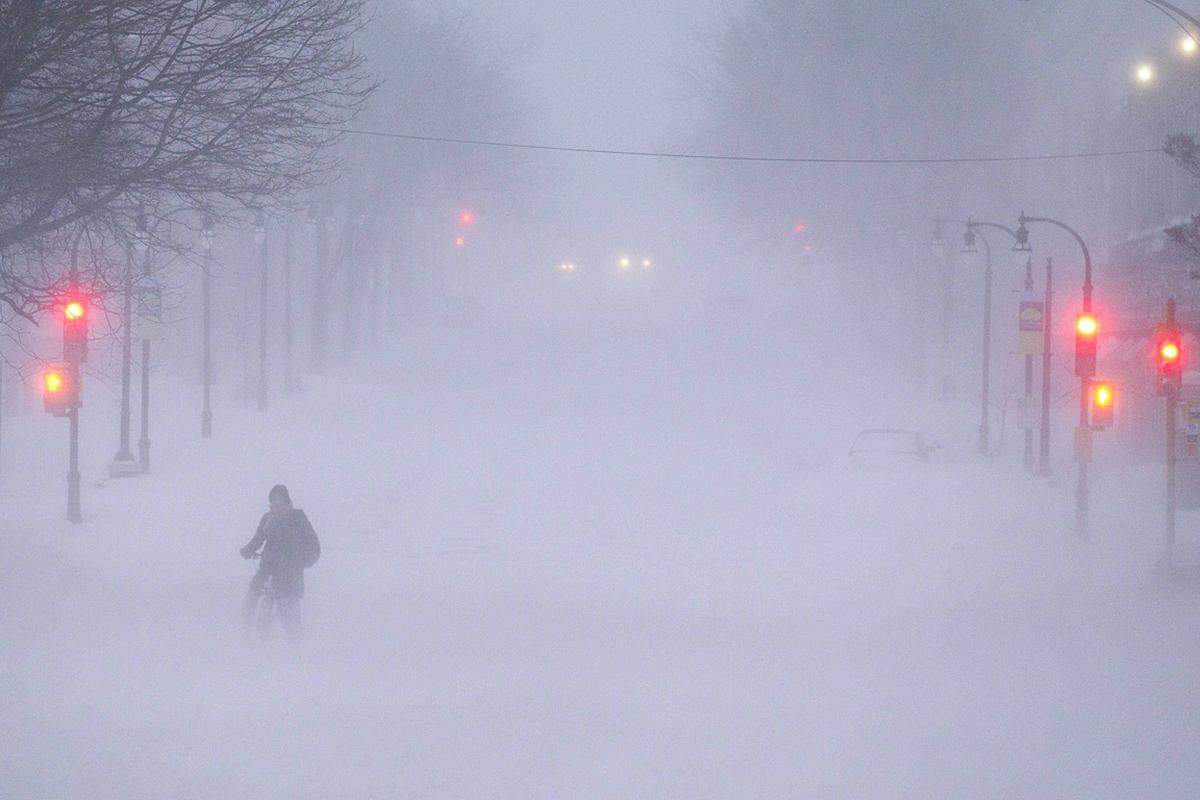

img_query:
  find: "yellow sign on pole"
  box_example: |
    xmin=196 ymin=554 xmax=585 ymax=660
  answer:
xmin=1019 ymin=301 xmax=1044 ymax=355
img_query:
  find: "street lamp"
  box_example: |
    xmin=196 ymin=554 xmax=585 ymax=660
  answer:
xmin=1136 ymin=62 xmax=1156 ymax=83
xmin=254 ymin=211 xmax=268 ymax=412
xmin=109 ymin=209 xmax=142 ymax=477
xmin=200 ymin=214 xmax=215 ymax=438
xmin=1182 ymin=35 xmax=1197 ymax=54
xmin=1017 ymin=211 xmax=1095 ymax=540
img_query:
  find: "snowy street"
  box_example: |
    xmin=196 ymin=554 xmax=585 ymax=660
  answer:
xmin=5 ymin=322 xmax=1199 ymax=798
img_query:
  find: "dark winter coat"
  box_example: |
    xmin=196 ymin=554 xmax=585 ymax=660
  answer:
xmin=242 ymin=509 xmax=313 ymax=599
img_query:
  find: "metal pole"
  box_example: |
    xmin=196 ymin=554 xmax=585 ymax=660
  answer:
xmin=1164 ymin=297 xmax=1178 ymax=571
xmin=1077 ymin=375 xmax=1090 ymax=539
xmin=115 ymin=264 xmax=134 ymax=463
xmin=284 ymin=220 xmax=294 ymax=393
xmin=313 ymin=211 xmax=328 ymax=373
xmin=979 ymin=236 xmax=993 ymax=455
xmin=1024 ymin=257 xmax=1035 ymax=471
xmin=138 ymin=339 xmax=150 ymax=472
xmin=258 ymin=221 xmax=269 ymax=412
xmin=1166 ymin=383 xmax=1177 ymax=571
xmin=202 ymin=241 xmax=213 ymax=438
xmin=941 ymin=247 xmax=953 ymax=401
xmin=342 ymin=220 xmax=356 ymax=359
xmin=138 ymin=244 xmax=152 ymax=473
xmin=68 ymin=404 xmax=82 ymax=523
xmin=1038 ymin=257 xmax=1054 ymax=475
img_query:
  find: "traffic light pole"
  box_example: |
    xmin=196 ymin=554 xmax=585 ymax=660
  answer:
xmin=68 ymin=405 xmax=82 ymax=523
xmin=1019 ymin=214 xmax=1093 ymax=538
xmin=1163 ymin=297 xmax=1179 ymax=572
xmin=1166 ymin=382 xmax=1178 ymax=572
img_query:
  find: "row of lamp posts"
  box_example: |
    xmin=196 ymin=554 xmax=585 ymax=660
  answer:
xmin=934 ymin=212 xmax=1096 ymax=538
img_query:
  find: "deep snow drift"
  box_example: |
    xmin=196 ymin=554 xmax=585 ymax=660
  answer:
xmin=3 ymin=315 xmax=1200 ymax=798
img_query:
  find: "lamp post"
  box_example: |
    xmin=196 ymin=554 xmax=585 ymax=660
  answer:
xmin=1016 ymin=212 xmax=1094 ymax=539
xmin=934 ymin=218 xmax=1024 ymax=456
xmin=109 ymin=215 xmax=140 ymax=477
xmin=201 ymin=215 xmax=215 ymax=438
xmin=136 ymin=208 xmax=154 ymax=473
xmin=311 ymin=199 xmax=332 ymax=373
xmin=965 ymin=219 xmax=1027 ymax=458
xmin=931 ymin=222 xmax=955 ymax=400
xmin=254 ymin=211 xmax=268 ymax=412
xmin=959 ymin=226 xmax=994 ymax=455
xmin=283 ymin=214 xmax=296 ymax=392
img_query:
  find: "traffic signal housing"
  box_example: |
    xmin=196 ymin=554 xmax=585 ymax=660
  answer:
xmin=42 ymin=363 xmax=80 ymax=416
xmin=1157 ymin=333 xmax=1183 ymax=395
xmin=1090 ymin=381 xmax=1114 ymax=430
xmin=62 ymin=295 xmax=89 ymax=364
xmin=1075 ymin=312 xmax=1098 ymax=378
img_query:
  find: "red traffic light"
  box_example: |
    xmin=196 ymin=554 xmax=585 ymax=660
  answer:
xmin=457 ymin=210 xmax=475 ymax=226
xmin=61 ymin=294 xmax=90 ymax=364
xmin=1076 ymin=313 xmax=1098 ymax=338
xmin=1093 ymin=382 xmax=1113 ymax=407
xmin=1156 ymin=332 xmax=1183 ymax=396
xmin=1075 ymin=312 xmax=1099 ymax=378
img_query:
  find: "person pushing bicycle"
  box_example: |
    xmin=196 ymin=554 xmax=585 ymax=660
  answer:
xmin=240 ymin=484 xmax=320 ymax=640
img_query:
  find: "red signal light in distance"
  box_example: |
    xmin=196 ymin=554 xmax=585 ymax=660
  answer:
xmin=1161 ymin=340 xmax=1180 ymax=362
xmin=64 ymin=301 xmax=85 ymax=320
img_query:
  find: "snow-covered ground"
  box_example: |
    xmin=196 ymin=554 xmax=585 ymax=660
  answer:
xmin=4 ymin=317 xmax=1200 ymax=798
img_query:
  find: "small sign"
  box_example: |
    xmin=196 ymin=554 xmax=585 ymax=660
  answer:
xmin=1019 ymin=301 xmax=1044 ymax=355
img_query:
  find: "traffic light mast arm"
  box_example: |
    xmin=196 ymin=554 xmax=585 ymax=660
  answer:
xmin=1019 ymin=213 xmax=1093 ymax=309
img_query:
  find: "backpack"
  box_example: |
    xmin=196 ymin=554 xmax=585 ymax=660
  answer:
xmin=293 ymin=510 xmax=321 ymax=569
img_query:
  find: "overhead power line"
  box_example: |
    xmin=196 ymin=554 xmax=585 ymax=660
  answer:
xmin=323 ymin=126 xmax=1164 ymax=166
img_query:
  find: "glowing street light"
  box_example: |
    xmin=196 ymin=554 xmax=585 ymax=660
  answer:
xmin=1136 ymin=62 xmax=1155 ymax=83
xmin=617 ymin=256 xmax=631 ymax=269
xmin=641 ymin=258 xmax=652 ymax=269
xmin=1183 ymin=36 xmax=1197 ymax=55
